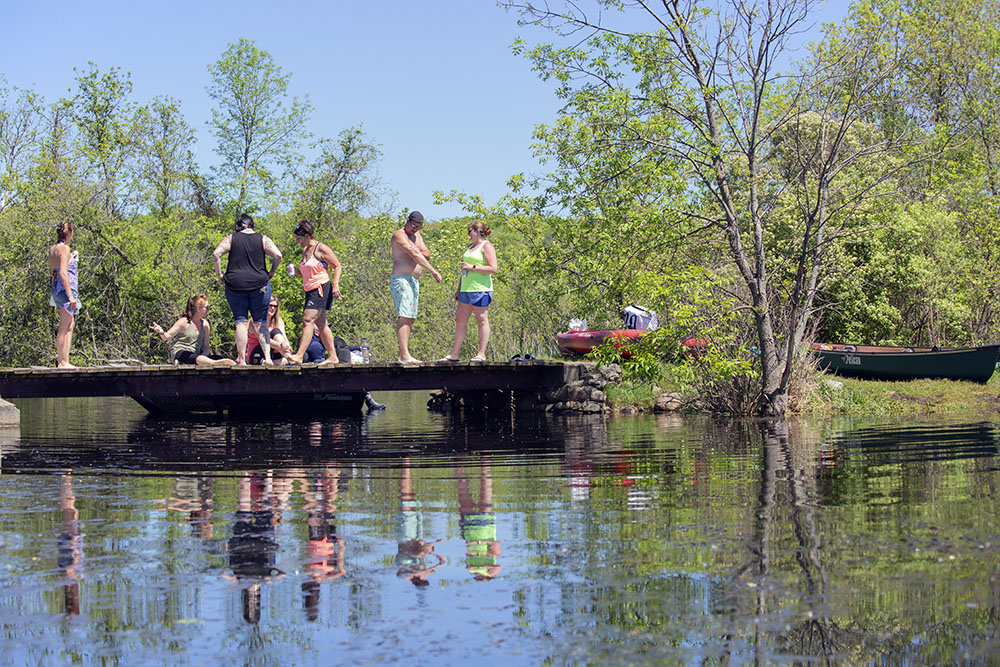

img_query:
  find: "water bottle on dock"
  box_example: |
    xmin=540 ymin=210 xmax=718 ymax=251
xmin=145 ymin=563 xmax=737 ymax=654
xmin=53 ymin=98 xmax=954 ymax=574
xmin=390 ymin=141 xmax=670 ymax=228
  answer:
xmin=361 ymin=338 xmax=371 ymax=363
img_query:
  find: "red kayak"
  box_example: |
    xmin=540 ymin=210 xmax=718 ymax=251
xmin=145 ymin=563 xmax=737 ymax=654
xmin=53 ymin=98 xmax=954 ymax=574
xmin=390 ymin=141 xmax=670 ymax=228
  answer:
xmin=557 ymin=329 xmax=646 ymax=356
xmin=557 ymin=330 xmax=710 ymax=357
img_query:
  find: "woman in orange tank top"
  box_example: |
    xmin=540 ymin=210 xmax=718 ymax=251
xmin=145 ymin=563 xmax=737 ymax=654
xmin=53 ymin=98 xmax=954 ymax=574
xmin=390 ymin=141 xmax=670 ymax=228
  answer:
xmin=287 ymin=220 xmax=342 ymax=365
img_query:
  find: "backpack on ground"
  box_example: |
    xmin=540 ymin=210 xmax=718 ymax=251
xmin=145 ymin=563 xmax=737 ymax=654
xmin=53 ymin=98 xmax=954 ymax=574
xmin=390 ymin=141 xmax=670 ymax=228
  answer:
xmin=623 ymin=305 xmax=658 ymax=331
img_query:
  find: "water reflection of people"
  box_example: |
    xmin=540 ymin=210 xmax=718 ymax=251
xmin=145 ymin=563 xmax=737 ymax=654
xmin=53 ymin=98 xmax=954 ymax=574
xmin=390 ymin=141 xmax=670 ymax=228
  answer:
xmin=225 ymin=472 xmax=284 ymax=623
xmin=165 ymin=475 xmax=214 ymax=539
xmin=306 ymin=420 xmax=344 ymax=448
xmin=57 ymin=472 xmax=83 ymax=614
xmin=456 ymin=460 xmax=501 ymax=581
xmin=302 ymin=467 xmax=347 ymax=620
xmin=396 ymin=457 xmax=444 ymax=586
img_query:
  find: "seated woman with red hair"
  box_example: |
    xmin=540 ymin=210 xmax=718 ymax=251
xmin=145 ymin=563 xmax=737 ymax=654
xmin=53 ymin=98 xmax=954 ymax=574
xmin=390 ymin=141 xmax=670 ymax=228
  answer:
xmin=149 ymin=295 xmax=236 ymax=366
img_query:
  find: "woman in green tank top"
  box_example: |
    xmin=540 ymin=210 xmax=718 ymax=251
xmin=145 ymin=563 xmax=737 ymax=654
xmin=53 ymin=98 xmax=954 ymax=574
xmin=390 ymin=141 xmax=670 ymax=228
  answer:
xmin=439 ymin=220 xmax=497 ymax=362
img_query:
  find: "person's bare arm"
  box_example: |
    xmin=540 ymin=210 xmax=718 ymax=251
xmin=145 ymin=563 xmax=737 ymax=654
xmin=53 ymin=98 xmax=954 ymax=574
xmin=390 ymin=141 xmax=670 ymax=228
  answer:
xmin=393 ymin=230 xmax=442 ymax=282
xmin=481 ymin=242 xmax=498 ymax=273
xmin=212 ymin=235 xmax=232 ymax=281
xmin=317 ymin=244 xmax=342 ymax=297
xmin=56 ymin=245 xmax=74 ymax=296
xmin=201 ymin=320 xmax=212 ymax=355
xmin=460 ymin=241 xmax=498 ymax=275
xmin=262 ymin=235 xmax=282 ymax=278
xmin=272 ymin=315 xmax=292 ymax=353
xmin=150 ymin=316 xmax=186 ymax=342
xmin=415 ymin=232 xmax=431 ymax=260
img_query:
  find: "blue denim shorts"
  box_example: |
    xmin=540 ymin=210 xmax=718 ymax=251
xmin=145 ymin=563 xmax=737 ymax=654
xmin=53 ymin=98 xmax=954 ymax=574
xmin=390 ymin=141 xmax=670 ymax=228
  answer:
xmin=225 ymin=283 xmax=271 ymax=323
xmin=458 ymin=291 xmax=492 ymax=307
xmin=50 ymin=290 xmax=81 ymax=316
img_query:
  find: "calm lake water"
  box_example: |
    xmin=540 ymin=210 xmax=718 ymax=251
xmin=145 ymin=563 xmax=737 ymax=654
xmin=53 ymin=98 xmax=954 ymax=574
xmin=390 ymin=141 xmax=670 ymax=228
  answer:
xmin=1 ymin=393 xmax=999 ymax=664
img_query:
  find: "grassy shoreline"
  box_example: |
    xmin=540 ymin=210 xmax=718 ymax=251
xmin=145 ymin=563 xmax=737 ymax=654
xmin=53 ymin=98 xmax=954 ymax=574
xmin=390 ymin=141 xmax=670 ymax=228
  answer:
xmin=795 ymin=374 xmax=1000 ymax=417
xmin=604 ymin=366 xmax=1000 ymax=417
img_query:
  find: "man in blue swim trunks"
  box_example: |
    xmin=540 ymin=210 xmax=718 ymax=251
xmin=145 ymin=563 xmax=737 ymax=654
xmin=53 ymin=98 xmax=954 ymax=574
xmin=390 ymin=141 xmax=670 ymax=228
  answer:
xmin=390 ymin=210 xmax=442 ymax=362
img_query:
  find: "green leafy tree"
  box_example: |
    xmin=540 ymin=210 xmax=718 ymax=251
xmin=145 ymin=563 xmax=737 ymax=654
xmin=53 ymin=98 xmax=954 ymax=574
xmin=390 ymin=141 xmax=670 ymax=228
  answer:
xmin=501 ymin=0 xmax=933 ymax=415
xmin=70 ymin=63 xmax=138 ymax=215
xmin=0 ymin=78 xmax=42 ymax=215
xmin=288 ymin=126 xmax=387 ymax=226
xmin=134 ymin=97 xmax=197 ymax=219
xmin=206 ymin=38 xmax=311 ymax=215
xmin=810 ymin=0 xmax=1000 ymax=348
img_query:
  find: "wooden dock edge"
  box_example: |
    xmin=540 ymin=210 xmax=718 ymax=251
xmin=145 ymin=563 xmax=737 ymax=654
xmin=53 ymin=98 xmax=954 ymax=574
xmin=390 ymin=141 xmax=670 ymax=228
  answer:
xmin=0 ymin=360 xmax=623 ymax=417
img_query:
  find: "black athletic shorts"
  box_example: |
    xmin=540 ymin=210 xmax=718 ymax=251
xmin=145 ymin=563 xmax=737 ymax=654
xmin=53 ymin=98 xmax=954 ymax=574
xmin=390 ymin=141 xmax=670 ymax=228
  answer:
xmin=175 ymin=350 xmax=227 ymax=365
xmin=304 ymin=285 xmax=334 ymax=311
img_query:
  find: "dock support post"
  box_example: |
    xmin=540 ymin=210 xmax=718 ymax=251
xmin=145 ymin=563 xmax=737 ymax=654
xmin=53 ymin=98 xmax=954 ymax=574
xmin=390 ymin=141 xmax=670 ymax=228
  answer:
xmin=427 ymin=362 xmax=622 ymax=414
xmin=0 ymin=395 xmax=19 ymax=426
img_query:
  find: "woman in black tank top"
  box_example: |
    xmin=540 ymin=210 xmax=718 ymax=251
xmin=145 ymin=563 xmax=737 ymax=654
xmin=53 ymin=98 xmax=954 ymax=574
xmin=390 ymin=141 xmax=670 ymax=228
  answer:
xmin=212 ymin=214 xmax=284 ymax=364
xmin=225 ymin=231 xmax=270 ymax=291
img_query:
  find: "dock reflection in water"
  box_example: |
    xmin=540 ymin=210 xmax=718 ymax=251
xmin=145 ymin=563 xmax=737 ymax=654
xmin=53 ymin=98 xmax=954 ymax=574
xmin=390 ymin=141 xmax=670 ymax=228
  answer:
xmin=1 ymin=396 xmax=1000 ymax=664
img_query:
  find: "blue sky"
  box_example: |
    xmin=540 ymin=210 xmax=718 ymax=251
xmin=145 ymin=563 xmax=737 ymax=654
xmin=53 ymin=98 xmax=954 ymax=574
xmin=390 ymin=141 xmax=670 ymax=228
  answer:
xmin=1 ymin=1 xmax=844 ymax=221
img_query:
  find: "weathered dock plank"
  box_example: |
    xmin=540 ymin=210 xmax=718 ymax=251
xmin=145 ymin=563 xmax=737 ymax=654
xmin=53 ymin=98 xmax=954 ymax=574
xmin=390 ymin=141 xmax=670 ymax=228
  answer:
xmin=0 ymin=361 xmax=571 ymax=400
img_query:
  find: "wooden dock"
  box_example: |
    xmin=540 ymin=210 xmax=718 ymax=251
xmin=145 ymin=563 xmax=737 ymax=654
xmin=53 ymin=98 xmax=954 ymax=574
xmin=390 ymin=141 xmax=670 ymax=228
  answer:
xmin=0 ymin=361 xmax=573 ymax=414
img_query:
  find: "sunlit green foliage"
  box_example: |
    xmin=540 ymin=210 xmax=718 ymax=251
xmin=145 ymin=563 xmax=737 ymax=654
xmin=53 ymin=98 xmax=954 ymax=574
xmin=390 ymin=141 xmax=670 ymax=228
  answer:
xmin=490 ymin=0 xmax=1000 ymax=414
xmin=3 ymin=2 xmax=1000 ymax=413
xmin=206 ymin=38 xmax=311 ymax=215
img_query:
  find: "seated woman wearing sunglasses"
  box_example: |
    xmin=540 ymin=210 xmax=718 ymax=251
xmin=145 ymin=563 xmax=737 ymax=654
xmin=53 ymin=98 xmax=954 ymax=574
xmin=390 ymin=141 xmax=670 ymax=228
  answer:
xmin=247 ymin=297 xmax=294 ymax=365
